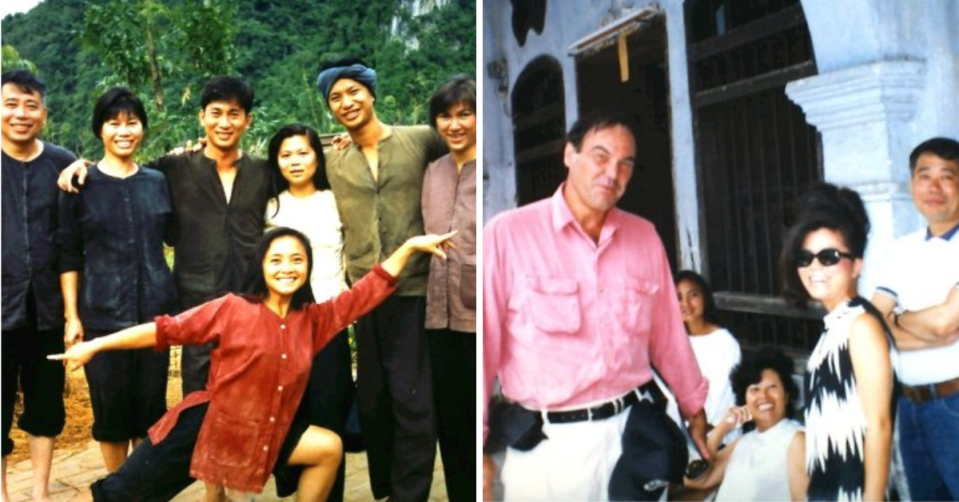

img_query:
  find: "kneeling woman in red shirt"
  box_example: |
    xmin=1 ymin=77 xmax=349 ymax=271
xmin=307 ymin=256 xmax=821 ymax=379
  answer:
xmin=50 ymin=226 xmax=455 ymax=502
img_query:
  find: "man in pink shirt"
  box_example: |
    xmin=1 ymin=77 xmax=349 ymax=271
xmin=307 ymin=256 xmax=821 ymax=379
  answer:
xmin=482 ymin=108 xmax=710 ymax=500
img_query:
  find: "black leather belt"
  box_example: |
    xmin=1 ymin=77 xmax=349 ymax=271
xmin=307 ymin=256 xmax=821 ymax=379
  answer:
xmin=546 ymin=390 xmax=640 ymax=424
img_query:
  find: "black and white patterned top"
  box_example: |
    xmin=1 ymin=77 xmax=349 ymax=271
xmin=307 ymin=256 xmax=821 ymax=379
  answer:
xmin=805 ymin=297 xmax=867 ymax=501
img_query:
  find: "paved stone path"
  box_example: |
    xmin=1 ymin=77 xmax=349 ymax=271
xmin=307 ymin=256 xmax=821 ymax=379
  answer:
xmin=5 ymin=442 xmax=448 ymax=501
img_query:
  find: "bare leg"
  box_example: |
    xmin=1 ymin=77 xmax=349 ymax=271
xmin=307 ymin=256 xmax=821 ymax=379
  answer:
xmin=98 ymin=441 xmax=129 ymax=473
xmin=27 ymin=434 xmax=55 ymax=502
xmin=3 ymin=455 xmax=10 ymax=502
xmin=286 ymin=426 xmax=343 ymax=502
xmin=202 ymin=482 xmax=225 ymax=502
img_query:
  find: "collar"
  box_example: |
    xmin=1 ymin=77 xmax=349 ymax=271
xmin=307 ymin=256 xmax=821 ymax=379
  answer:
xmin=925 ymin=220 xmax=959 ymax=241
xmin=549 ymin=184 xmax=621 ymax=244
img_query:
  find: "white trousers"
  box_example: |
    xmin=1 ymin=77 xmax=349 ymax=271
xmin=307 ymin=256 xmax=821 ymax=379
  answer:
xmin=501 ymin=408 xmax=630 ymax=501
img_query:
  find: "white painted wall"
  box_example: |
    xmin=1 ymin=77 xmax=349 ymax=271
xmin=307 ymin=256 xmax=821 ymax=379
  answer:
xmin=483 ymin=0 xmax=959 ymax=281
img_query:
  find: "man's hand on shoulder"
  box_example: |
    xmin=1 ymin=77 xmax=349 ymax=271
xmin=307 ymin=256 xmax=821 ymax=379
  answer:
xmin=57 ymin=158 xmax=93 ymax=193
xmin=167 ymin=137 xmax=206 ymax=156
xmin=330 ymin=133 xmax=352 ymax=151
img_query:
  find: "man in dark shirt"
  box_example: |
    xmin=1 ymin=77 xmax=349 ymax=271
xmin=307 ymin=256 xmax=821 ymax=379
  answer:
xmin=1 ymin=69 xmax=74 ymax=502
xmin=59 ymin=76 xmax=271 ymax=397
xmin=316 ymin=58 xmax=446 ymax=502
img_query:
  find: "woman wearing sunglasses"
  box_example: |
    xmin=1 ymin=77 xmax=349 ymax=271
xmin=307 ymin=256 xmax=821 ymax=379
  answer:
xmin=779 ymin=183 xmax=895 ymax=501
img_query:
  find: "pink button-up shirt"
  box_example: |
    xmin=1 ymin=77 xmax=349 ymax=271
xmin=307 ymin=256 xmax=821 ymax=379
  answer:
xmin=483 ymin=186 xmax=707 ymax=442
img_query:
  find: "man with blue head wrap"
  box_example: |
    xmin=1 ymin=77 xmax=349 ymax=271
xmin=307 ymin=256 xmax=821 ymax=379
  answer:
xmin=317 ymin=57 xmax=447 ymax=502
xmin=316 ymin=62 xmax=377 ymax=103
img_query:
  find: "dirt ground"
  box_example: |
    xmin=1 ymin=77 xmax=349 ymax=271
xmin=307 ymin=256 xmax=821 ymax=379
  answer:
xmin=7 ymin=347 xmax=183 ymax=465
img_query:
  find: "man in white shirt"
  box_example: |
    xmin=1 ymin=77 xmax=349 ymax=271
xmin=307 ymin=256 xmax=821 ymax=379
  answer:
xmin=871 ymin=137 xmax=959 ymax=501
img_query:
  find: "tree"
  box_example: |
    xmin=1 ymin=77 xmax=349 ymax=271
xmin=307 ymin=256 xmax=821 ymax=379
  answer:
xmin=80 ymin=0 xmax=237 ymax=112
xmin=1 ymin=45 xmax=39 ymax=74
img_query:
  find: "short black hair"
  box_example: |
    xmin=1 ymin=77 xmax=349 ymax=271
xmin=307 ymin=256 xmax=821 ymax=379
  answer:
xmin=779 ymin=183 xmax=869 ymax=308
xmin=909 ymin=137 xmax=959 ymax=174
xmin=91 ymin=87 xmax=148 ymax=139
xmin=200 ymin=76 xmax=254 ymax=113
xmin=566 ymin=107 xmax=638 ymax=152
xmin=674 ymin=270 xmax=723 ymax=327
xmin=267 ymin=123 xmax=330 ymax=218
xmin=429 ymin=75 xmax=476 ymax=130
xmin=730 ymin=346 xmax=799 ymax=419
xmin=1 ymin=70 xmax=46 ymax=101
xmin=240 ymin=227 xmax=315 ymax=309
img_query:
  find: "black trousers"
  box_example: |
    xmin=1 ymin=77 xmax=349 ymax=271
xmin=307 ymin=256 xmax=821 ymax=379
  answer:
xmin=428 ymin=329 xmax=476 ymax=502
xmin=91 ymin=402 xmax=310 ymax=501
xmin=84 ymin=329 xmax=168 ymax=442
xmin=2 ymin=323 xmax=65 ymax=456
xmin=355 ymin=295 xmax=436 ymax=502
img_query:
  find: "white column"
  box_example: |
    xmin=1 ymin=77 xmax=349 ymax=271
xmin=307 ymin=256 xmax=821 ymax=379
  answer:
xmin=785 ymin=60 xmax=927 ymax=294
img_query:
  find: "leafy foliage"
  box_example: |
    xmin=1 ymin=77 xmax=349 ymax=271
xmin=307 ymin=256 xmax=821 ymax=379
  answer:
xmin=2 ymin=0 xmax=476 ymax=161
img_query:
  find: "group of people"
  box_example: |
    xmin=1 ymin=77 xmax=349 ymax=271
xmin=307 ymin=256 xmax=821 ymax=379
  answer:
xmin=482 ymin=107 xmax=959 ymax=501
xmin=3 ymin=58 xmax=477 ymax=502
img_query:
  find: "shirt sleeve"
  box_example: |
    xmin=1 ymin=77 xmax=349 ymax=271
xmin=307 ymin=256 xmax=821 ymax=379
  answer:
xmin=648 ymin=244 xmax=708 ymax=418
xmin=482 ymin=218 xmax=510 ymax=444
xmin=870 ymin=243 xmax=900 ymax=301
xmin=307 ymin=264 xmax=397 ymax=353
xmin=154 ymin=294 xmax=233 ymax=350
xmin=57 ymin=191 xmax=84 ymax=273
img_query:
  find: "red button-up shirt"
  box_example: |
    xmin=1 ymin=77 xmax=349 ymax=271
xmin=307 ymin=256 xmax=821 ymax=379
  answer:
xmin=148 ymin=264 xmax=397 ymax=492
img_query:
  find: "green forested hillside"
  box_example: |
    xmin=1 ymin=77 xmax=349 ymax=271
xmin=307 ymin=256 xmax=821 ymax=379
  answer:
xmin=1 ymin=0 xmax=476 ymax=160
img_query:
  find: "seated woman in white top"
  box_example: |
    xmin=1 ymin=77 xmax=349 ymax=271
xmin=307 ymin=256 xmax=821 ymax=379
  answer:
xmin=675 ymin=271 xmax=741 ymax=431
xmin=684 ymin=347 xmax=808 ymax=501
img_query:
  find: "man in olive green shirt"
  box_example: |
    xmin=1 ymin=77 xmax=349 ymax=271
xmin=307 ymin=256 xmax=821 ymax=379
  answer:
xmin=317 ymin=58 xmax=445 ymax=502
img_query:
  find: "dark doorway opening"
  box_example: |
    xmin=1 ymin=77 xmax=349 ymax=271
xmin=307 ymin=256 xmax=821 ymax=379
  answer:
xmin=512 ymin=56 xmax=567 ymax=206
xmin=687 ymin=0 xmax=823 ymax=352
xmin=575 ymin=15 xmax=678 ymax=268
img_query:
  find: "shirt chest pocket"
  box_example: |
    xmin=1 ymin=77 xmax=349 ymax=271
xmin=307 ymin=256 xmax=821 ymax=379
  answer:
xmin=619 ymin=278 xmax=659 ymax=334
xmin=513 ymin=276 xmax=582 ymax=335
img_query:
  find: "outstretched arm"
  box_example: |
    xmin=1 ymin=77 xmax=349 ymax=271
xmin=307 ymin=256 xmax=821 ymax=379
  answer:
xmin=48 ymin=323 xmax=157 ymax=371
xmin=56 ymin=158 xmax=92 ymax=193
xmin=381 ymin=231 xmax=457 ymax=277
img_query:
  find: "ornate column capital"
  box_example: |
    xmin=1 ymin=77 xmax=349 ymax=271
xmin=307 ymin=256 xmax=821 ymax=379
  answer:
xmin=785 ymin=60 xmax=926 ymax=131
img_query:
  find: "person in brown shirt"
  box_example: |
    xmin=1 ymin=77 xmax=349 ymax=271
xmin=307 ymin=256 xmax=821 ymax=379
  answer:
xmin=421 ymin=75 xmax=477 ymax=502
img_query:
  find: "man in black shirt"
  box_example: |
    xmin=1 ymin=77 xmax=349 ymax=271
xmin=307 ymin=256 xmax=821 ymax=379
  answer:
xmin=2 ymin=70 xmax=75 ymax=502
xmin=59 ymin=76 xmax=271 ymax=397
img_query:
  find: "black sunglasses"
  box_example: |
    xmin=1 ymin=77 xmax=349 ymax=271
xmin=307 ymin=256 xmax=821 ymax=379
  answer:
xmin=795 ymin=248 xmax=855 ymax=268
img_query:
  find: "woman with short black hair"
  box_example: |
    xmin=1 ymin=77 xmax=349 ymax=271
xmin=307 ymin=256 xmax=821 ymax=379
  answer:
xmin=59 ymin=87 xmax=176 ymax=472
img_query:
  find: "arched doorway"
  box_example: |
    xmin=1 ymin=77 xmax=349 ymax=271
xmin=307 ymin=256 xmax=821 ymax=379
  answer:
xmin=511 ymin=56 xmax=566 ymax=205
